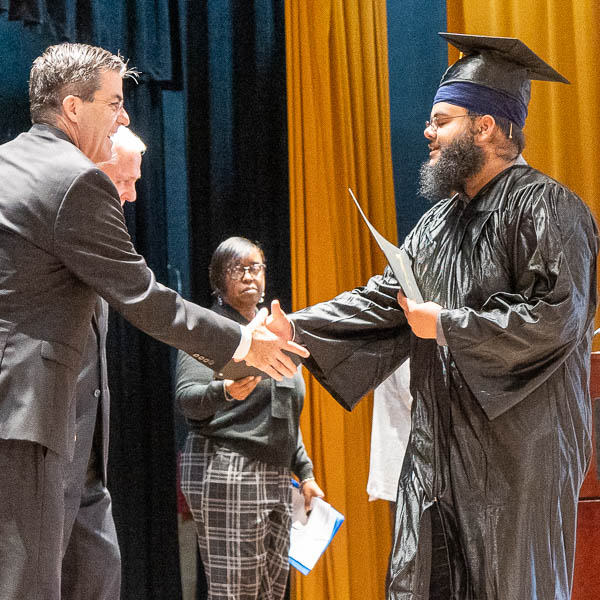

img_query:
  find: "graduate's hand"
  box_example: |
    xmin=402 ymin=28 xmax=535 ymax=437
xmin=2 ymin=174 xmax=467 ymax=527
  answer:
xmin=397 ymin=291 xmax=442 ymax=339
xmin=301 ymin=479 xmax=325 ymax=512
xmin=265 ymin=299 xmax=293 ymax=341
xmin=243 ymin=307 xmax=309 ymax=381
xmin=224 ymin=376 xmax=261 ymax=401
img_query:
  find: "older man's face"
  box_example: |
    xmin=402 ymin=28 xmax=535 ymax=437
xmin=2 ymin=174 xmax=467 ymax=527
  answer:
xmin=99 ymin=146 xmax=142 ymax=205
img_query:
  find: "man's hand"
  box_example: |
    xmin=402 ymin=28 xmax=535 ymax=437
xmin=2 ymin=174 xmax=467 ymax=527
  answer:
xmin=224 ymin=376 xmax=261 ymax=401
xmin=265 ymin=299 xmax=292 ymax=341
xmin=243 ymin=306 xmax=309 ymax=381
xmin=397 ymin=291 xmax=442 ymax=339
xmin=301 ymin=479 xmax=325 ymax=512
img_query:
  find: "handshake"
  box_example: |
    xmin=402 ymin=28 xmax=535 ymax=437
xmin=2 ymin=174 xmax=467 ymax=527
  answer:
xmin=238 ymin=300 xmax=309 ymax=381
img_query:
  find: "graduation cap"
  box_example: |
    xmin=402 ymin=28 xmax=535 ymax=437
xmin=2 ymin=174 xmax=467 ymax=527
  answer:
xmin=433 ymin=33 xmax=569 ymax=128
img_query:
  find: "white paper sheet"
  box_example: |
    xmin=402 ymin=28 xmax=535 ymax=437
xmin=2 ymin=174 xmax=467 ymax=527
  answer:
xmin=348 ymin=188 xmax=424 ymax=303
xmin=289 ymin=482 xmax=344 ymax=575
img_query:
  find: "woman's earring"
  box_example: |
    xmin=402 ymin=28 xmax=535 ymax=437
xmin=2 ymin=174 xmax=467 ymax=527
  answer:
xmin=217 ymin=295 xmax=224 ymax=306
xmin=259 ymin=292 xmax=265 ymax=304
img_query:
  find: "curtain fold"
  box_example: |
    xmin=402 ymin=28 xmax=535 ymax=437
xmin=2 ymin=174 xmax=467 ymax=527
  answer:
xmin=0 ymin=0 xmax=177 ymax=83
xmin=446 ymin=0 xmax=600 ymax=339
xmin=385 ymin=0 xmax=448 ymax=241
xmin=286 ymin=2 xmax=397 ymax=598
xmin=186 ymin=0 xmax=292 ymax=312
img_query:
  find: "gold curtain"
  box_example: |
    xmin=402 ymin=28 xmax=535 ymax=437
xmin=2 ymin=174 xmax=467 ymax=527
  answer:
xmin=446 ymin=0 xmax=600 ymax=340
xmin=286 ymin=1 xmax=397 ymax=598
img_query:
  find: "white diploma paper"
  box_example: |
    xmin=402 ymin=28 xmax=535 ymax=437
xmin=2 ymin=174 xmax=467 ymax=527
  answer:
xmin=289 ymin=481 xmax=345 ymax=575
xmin=348 ymin=188 xmax=424 ymax=303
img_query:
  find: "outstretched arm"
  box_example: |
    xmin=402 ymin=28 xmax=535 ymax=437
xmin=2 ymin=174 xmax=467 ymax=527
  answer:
xmin=265 ymin=275 xmax=410 ymax=410
xmin=242 ymin=306 xmax=308 ymax=381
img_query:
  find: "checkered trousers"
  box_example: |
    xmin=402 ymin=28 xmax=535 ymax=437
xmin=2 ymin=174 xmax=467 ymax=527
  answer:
xmin=180 ymin=433 xmax=293 ymax=600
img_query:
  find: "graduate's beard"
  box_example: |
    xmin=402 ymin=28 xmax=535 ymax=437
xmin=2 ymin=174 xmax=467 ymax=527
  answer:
xmin=418 ymin=129 xmax=486 ymax=202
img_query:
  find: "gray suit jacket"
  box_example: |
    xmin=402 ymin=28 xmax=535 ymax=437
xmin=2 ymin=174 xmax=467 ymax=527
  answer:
xmin=96 ymin=299 xmax=110 ymax=483
xmin=72 ymin=297 xmax=110 ymax=485
xmin=0 ymin=124 xmax=241 ymax=460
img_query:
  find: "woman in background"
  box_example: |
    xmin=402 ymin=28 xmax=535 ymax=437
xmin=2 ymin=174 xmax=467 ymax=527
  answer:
xmin=177 ymin=236 xmax=323 ymax=600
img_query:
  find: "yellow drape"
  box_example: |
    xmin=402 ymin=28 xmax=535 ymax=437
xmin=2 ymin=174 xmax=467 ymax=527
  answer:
xmin=446 ymin=0 xmax=600 ymax=340
xmin=286 ymin=1 xmax=397 ymax=598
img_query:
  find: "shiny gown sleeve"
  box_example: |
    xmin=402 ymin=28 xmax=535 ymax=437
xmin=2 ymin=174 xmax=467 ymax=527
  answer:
xmin=441 ymin=182 xmax=598 ymax=420
xmin=291 ymin=271 xmax=411 ymax=410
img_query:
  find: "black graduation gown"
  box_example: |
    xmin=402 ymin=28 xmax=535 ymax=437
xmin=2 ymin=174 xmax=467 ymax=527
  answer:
xmin=292 ymin=165 xmax=598 ymax=600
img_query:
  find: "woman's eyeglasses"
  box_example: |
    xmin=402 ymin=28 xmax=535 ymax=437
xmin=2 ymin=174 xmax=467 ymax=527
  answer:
xmin=228 ymin=263 xmax=266 ymax=280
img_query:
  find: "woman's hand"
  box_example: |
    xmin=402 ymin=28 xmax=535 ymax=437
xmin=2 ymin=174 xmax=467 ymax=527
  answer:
xmin=301 ymin=479 xmax=325 ymax=512
xmin=224 ymin=376 xmax=262 ymax=401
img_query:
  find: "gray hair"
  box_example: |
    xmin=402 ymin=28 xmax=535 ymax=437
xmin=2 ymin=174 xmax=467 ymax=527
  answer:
xmin=111 ymin=126 xmax=147 ymax=155
xmin=29 ymin=42 xmax=138 ymax=125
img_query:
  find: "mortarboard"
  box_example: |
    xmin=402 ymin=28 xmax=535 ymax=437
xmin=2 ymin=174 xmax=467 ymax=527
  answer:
xmin=433 ymin=33 xmax=569 ymax=128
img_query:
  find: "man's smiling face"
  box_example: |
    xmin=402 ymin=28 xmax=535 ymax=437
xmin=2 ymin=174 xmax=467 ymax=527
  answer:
xmin=74 ymin=69 xmax=130 ymax=163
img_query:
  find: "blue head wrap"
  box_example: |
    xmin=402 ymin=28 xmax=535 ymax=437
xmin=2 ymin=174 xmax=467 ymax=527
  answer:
xmin=433 ymin=82 xmax=527 ymax=128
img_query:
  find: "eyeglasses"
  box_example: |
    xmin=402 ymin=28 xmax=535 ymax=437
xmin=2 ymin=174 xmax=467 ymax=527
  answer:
xmin=93 ymin=98 xmax=125 ymax=114
xmin=425 ymin=114 xmax=473 ymax=132
xmin=73 ymin=95 xmax=125 ymax=114
xmin=227 ymin=263 xmax=266 ymax=280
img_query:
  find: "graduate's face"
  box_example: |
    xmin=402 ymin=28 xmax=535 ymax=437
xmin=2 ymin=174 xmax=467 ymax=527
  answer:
xmin=419 ymin=103 xmax=486 ymax=201
xmin=424 ymin=102 xmax=474 ymax=165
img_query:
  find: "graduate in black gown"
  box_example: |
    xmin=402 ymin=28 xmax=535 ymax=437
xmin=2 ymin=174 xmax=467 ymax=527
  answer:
xmin=267 ymin=34 xmax=599 ymax=599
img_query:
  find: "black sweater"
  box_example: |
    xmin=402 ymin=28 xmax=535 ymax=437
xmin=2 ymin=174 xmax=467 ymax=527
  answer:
xmin=175 ymin=302 xmax=314 ymax=480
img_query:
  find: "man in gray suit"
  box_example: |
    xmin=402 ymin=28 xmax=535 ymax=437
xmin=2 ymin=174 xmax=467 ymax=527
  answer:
xmin=61 ymin=126 xmax=146 ymax=600
xmin=0 ymin=43 xmax=307 ymax=600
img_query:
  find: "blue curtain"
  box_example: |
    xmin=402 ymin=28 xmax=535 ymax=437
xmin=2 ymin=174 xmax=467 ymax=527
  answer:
xmin=386 ymin=1 xmax=448 ymax=241
xmin=184 ymin=2 xmax=291 ymax=596
xmin=1 ymin=0 xmax=291 ymax=596
xmin=106 ymin=82 xmax=184 ymax=600
xmin=185 ymin=0 xmax=292 ymax=312
xmin=0 ymin=0 xmax=176 ymax=82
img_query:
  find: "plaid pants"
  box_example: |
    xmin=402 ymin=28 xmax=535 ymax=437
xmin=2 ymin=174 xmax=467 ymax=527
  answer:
xmin=180 ymin=433 xmax=293 ymax=600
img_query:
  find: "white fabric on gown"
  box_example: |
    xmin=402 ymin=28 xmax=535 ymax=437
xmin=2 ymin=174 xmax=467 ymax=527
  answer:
xmin=367 ymin=360 xmax=412 ymax=502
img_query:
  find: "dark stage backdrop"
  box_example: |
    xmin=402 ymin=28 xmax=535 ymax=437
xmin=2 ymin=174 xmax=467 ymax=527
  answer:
xmin=185 ymin=0 xmax=292 ymax=313
xmin=1 ymin=0 xmax=291 ymax=597
xmin=106 ymin=83 xmax=182 ymax=600
xmin=185 ymin=4 xmax=291 ymax=595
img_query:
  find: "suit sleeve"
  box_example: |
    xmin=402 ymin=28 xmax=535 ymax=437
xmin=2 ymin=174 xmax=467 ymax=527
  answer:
xmin=53 ymin=168 xmax=240 ymax=370
xmin=175 ymin=350 xmax=231 ymax=421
